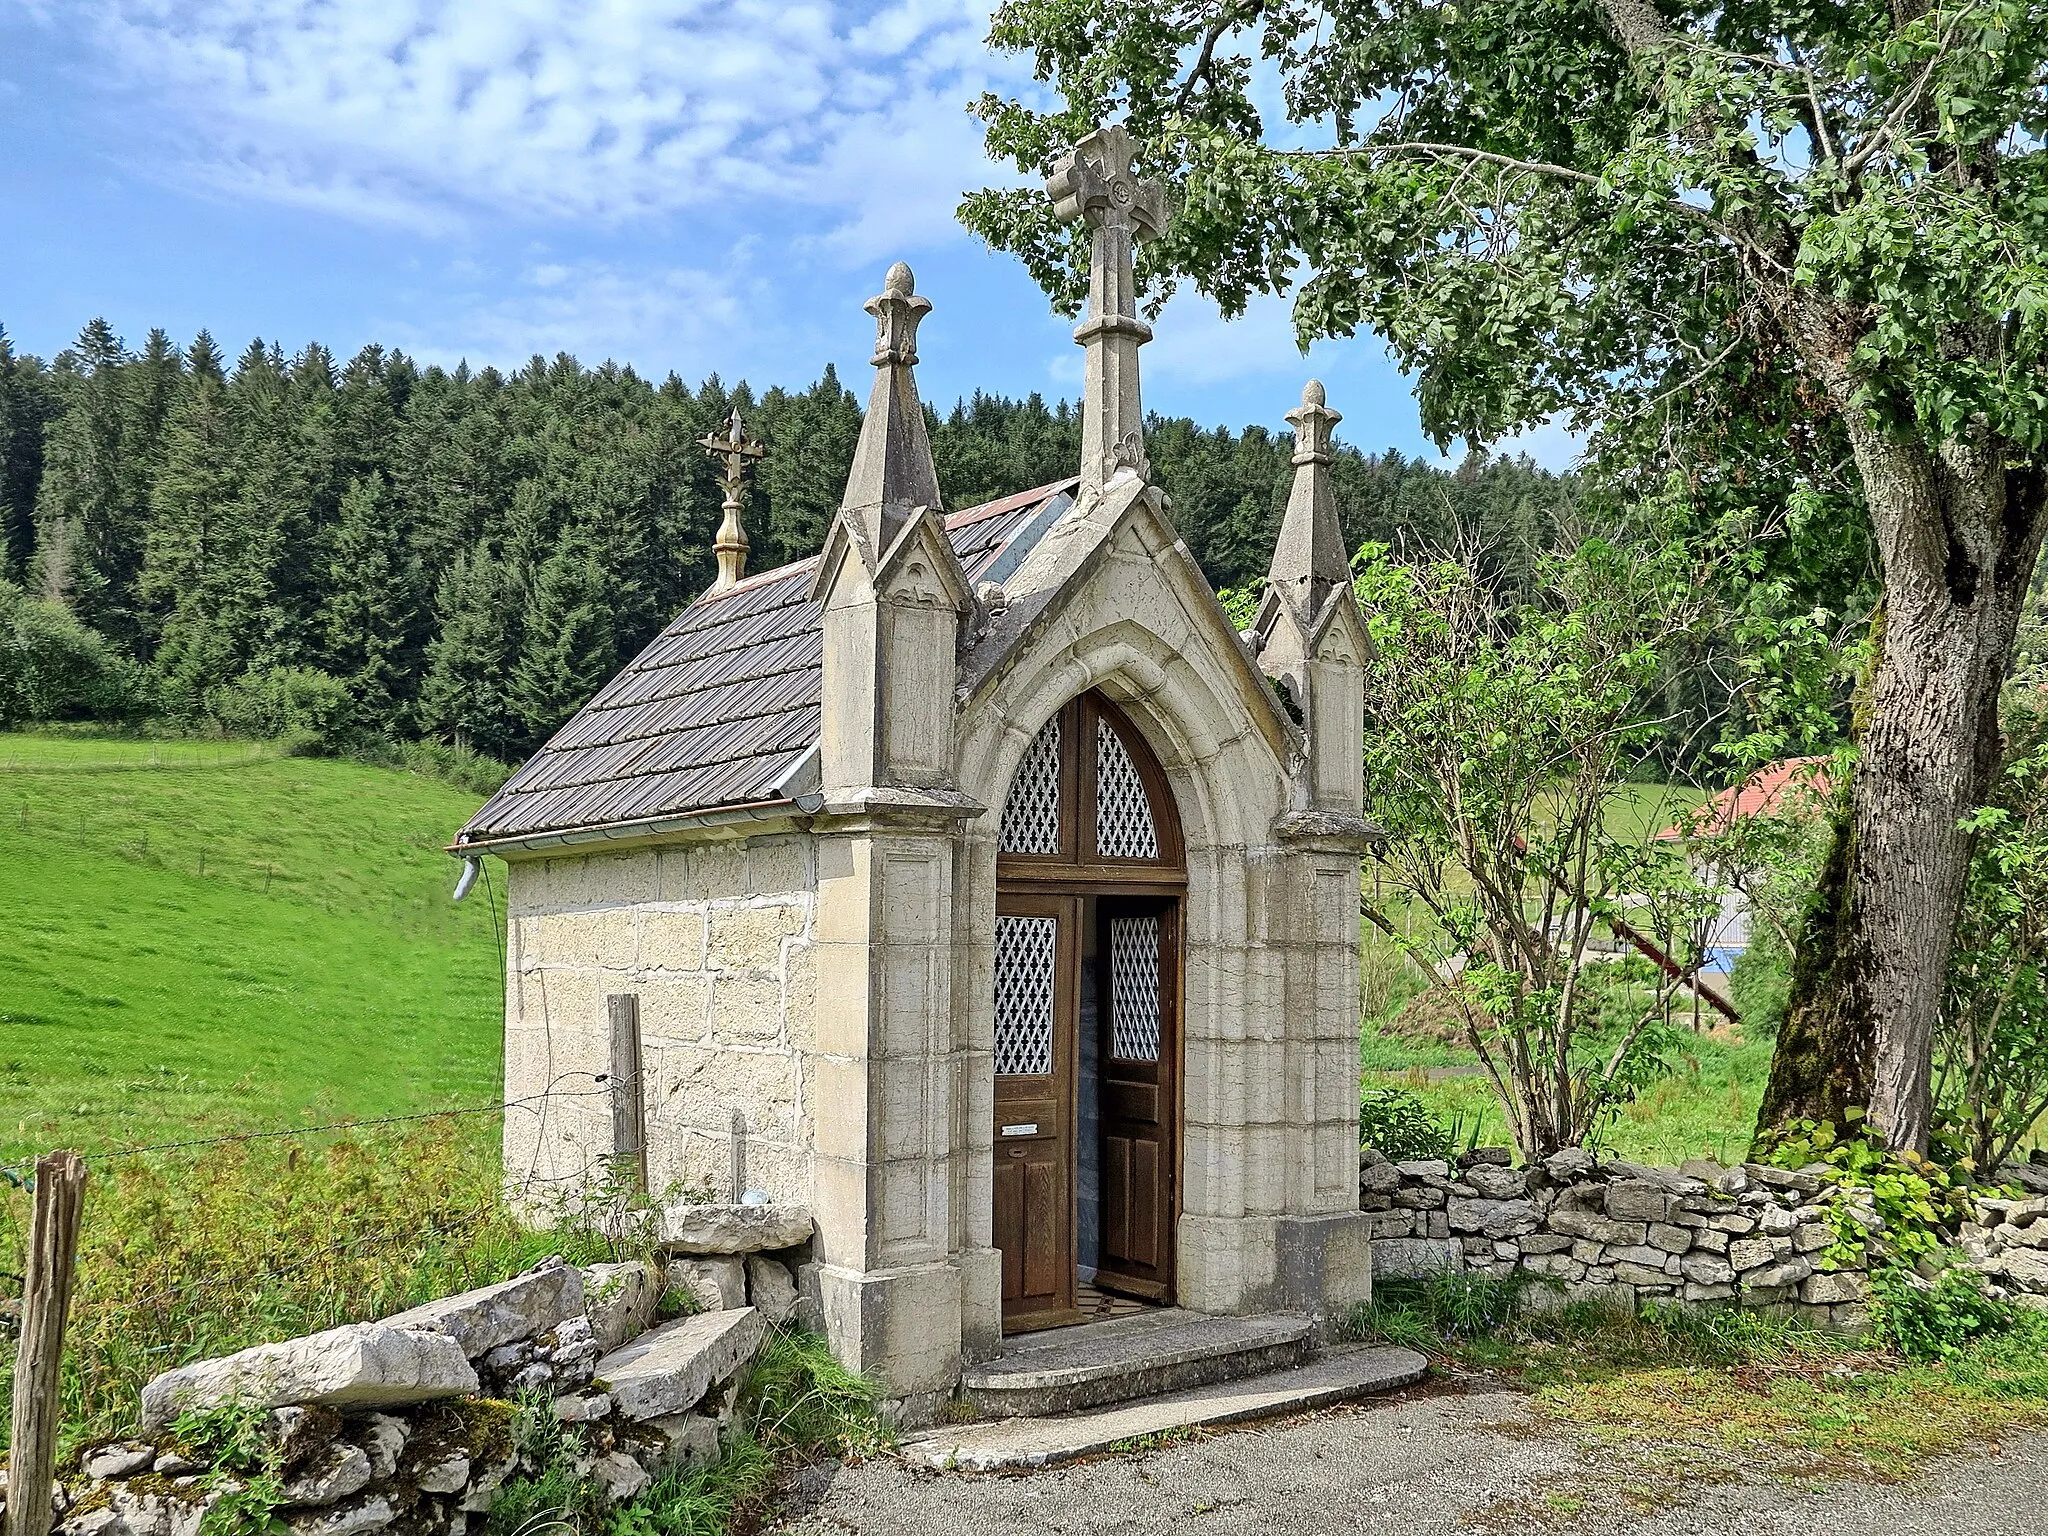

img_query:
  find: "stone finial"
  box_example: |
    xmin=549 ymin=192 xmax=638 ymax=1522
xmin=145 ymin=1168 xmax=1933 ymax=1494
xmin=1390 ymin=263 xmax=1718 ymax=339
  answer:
xmin=1047 ymin=125 xmax=1168 ymax=495
xmin=839 ymin=262 xmax=944 ymax=551
xmin=868 ymin=261 xmax=931 ymax=367
xmin=1269 ymin=379 xmax=1349 ymax=616
xmin=698 ymin=409 xmax=766 ymax=592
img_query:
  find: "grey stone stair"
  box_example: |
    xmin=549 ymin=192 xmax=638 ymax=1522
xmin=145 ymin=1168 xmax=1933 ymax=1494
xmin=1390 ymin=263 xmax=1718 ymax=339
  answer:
xmin=908 ymin=1344 xmax=1428 ymax=1470
xmin=959 ymin=1309 xmax=1314 ymax=1418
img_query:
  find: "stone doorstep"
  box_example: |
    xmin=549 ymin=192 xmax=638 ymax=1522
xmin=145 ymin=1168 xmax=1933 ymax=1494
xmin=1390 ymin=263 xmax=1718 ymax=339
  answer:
xmin=904 ymin=1345 xmax=1428 ymax=1472
xmin=960 ymin=1310 xmax=1313 ymax=1419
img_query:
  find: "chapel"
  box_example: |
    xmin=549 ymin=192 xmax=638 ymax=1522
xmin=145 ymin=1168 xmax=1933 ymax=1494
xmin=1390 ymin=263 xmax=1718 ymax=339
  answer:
xmin=454 ymin=125 xmax=1376 ymax=1421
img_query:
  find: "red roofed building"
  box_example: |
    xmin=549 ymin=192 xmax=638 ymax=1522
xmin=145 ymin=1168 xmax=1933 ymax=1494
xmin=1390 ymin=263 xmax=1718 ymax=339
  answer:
xmin=1656 ymin=757 xmax=1833 ymax=981
xmin=1654 ymin=757 xmax=1833 ymax=843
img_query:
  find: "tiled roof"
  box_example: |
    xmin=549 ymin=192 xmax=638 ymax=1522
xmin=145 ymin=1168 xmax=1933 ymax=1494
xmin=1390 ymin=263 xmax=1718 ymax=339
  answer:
xmin=458 ymin=479 xmax=1078 ymax=846
xmin=1653 ymin=757 xmax=1833 ymax=842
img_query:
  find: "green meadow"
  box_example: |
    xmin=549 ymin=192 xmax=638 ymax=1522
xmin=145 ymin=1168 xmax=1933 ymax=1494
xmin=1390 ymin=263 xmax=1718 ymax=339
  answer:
xmin=0 ymin=733 xmax=503 ymax=1162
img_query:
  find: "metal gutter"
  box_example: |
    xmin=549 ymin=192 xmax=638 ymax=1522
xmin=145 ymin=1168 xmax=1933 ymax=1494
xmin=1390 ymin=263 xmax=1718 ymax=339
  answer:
xmin=448 ymin=795 xmax=810 ymax=859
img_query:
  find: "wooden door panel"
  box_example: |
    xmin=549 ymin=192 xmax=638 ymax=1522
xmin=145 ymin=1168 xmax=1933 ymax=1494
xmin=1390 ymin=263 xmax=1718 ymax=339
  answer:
xmin=992 ymin=895 xmax=1078 ymax=1329
xmin=1094 ymin=899 xmax=1177 ymax=1299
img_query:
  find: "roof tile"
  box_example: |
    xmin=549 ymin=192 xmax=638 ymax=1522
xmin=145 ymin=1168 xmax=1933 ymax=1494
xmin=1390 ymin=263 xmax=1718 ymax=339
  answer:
xmin=459 ymin=480 xmax=1074 ymax=844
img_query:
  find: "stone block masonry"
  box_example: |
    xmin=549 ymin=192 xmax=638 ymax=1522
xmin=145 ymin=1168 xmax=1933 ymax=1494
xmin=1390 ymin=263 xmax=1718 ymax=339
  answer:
xmin=501 ymin=835 xmax=818 ymax=1211
xmin=1360 ymin=1149 xmax=2048 ymax=1325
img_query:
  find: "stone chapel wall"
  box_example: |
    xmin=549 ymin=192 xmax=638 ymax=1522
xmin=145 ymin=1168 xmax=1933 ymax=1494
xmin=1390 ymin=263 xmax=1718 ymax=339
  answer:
xmin=502 ymin=832 xmax=818 ymax=1212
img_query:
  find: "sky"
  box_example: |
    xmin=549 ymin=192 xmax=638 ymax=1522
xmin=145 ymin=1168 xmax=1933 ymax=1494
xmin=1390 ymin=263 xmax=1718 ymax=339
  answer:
xmin=0 ymin=0 xmax=1574 ymax=468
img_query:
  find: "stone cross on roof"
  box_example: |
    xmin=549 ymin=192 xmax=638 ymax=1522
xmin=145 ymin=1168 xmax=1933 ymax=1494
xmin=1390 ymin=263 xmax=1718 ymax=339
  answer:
xmin=698 ymin=408 xmax=766 ymax=592
xmin=1047 ymin=125 xmax=1168 ymax=496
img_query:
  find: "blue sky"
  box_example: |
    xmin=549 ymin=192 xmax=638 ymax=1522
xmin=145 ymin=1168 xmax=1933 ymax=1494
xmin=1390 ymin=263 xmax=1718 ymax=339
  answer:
xmin=0 ymin=1 xmax=1573 ymax=467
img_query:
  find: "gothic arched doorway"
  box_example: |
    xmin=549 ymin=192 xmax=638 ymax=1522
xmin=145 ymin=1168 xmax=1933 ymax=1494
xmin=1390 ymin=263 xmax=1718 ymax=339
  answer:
xmin=991 ymin=689 xmax=1187 ymax=1331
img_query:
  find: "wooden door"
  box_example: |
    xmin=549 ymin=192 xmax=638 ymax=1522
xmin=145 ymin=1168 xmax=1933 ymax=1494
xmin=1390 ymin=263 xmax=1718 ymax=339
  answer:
xmin=992 ymin=893 xmax=1080 ymax=1329
xmin=1095 ymin=897 xmax=1178 ymax=1299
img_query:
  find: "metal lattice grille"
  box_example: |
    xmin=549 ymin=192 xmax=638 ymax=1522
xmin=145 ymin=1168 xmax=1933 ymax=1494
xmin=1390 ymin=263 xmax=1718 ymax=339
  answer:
xmin=1000 ymin=717 xmax=1062 ymax=854
xmin=1095 ymin=723 xmax=1159 ymax=859
xmin=1109 ymin=915 xmax=1162 ymax=1061
xmin=993 ymin=914 xmax=1058 ymax=1076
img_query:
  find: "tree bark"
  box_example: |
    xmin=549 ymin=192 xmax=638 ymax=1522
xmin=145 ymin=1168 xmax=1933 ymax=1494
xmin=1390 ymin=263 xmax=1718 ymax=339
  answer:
xmin=1757 ymin=419 xmax=2045 ymax=1154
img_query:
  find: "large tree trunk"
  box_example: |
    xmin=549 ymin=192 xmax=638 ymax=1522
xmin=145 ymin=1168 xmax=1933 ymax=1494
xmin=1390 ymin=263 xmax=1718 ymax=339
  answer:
xmin=1757 ymin=420 xmax=2045 ymax=1155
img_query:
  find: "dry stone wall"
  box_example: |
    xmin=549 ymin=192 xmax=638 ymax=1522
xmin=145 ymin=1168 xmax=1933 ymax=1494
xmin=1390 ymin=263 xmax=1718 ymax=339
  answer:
xmin=12 ymin=1208 xmax=818 ymax=1536
xmin=1362 ymin=1147 xmax=2048 ymax=1324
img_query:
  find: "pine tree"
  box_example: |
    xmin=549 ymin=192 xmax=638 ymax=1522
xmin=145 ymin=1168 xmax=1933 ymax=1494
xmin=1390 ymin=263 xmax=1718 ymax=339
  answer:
xmin=140 ymin=333 xmax=262 ymax=699
xmin=0 ymin=326 xmax=58 ymax=580
xmin=419 ymin=538 xmax=523 ymax=758
xmin=319 ymin=473 xmax=417 ymax=730
xmin=509 ymin=530 xmax=614 ymax=751
xmin=31 ymin=319 xmax=129 ymax=618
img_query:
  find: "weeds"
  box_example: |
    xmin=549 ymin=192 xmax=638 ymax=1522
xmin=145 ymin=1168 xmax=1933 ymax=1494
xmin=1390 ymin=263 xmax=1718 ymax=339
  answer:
xmin=1351 ymin=1271 xmax=1535 ymax=1353
xmin=478 ymin=1330 xmax=888 ymax=1536
xmin=0 ymin=1120 xmax=639 ymax=1451
xmin=737 ymin=1330 xmax=890 ymax=1460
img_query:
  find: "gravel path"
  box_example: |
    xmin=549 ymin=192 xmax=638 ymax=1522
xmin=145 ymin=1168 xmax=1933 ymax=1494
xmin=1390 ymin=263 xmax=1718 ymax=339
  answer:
xmin=770 ymin=1383 xmax=2048 ymax=1536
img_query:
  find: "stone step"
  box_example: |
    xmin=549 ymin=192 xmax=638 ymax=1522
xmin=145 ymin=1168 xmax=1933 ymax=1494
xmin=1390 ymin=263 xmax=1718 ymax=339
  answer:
xmin=905 ymin=1345 xmax=1428 ymax=1471
xmin=959 ymin=1309 xmax=1314 ymax=1418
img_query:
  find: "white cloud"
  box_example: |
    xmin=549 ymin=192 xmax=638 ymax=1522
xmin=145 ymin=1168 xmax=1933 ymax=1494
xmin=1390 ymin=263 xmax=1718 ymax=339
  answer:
xmin=62 ymin=0 xmax=1020 ymax=249
xmin=384 ymin=257 xmax=761 ymax=375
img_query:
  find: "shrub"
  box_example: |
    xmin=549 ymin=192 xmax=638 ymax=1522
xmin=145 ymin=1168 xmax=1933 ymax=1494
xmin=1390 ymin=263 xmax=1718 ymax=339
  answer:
xmin=1358 ymin=1088 xmax=1453 ymax=1161
xmin=1868 ymin=1264 xmax=2020 ymax=1361
xmin=203 ymin=667 xmax=358 ymax=754
xmin=0 ymin=580 xmax=151 ymax=726
xmin=1730 ymin=923 xmax=1791 ymax=1040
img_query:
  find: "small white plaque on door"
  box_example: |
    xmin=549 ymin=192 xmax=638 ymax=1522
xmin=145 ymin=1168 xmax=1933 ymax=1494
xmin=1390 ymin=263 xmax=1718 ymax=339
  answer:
xmin=1000 ymin=1123 xmax=1039 ymax=1137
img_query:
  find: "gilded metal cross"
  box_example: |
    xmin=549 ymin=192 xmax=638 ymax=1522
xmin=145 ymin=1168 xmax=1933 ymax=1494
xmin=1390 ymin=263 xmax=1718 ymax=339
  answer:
xmin=699 ymin=409 xmax=767 ymax=592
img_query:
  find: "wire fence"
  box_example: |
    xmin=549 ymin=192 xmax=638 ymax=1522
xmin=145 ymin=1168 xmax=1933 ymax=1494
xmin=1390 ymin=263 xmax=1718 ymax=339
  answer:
xmin=0 ymin=1072 xmax=627 ymax=1179
xmin=0 ymin=1070 xmax=666 ymax=1445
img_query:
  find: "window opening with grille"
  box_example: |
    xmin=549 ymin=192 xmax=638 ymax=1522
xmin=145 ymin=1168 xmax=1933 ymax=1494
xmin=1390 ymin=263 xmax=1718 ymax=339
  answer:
xmin=1000 ymin=716 xmax=1063 ymax=854
xmin=992 ymin=913 xmax=1058 ymax=1076
xmin=1108 ymin=914 xmax=1163 ymax=1061
xmin=1095 ymin=724 xmax=1160 ymax=859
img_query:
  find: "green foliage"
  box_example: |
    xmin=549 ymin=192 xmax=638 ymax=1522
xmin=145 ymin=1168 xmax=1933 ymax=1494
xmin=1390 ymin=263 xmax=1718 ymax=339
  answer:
xmin=1353 ymin=533 xmax=1724 ymax=1156
xmin=484 ymin=1392 xmax=607 ymax=1536
xmin=482 ymin=1333 xmax=884 ymax=1536
xmin=169 ymin=1404 xmax=291 ymax=1536
xmin=0 ymin=322 xmax=1575 ymax=759
xmin=203 ymin=666 xmax=358 ymax=754
xmin=1772 ymin=1118 xmax=1974 ymax=1272
xmin=1731 ymin=923 xmax=1793 ymax=1042
xmin=1357 ymin=1089 xmax=1454 ymax=1162
xmin=0 ymin=578 xmax=151 ymax=726
xmin=0 ymin=1120 xmax=629 ymax=1449
xmin=1939 ymin=736 xmax=2048 ymax=1168
xmin=0 ymin=732 xmax=501 ymax=1157
xmin=738 ymin=1329 xmax=890 ymax=1459
xmin=1352 ymin=1272 xmax=1530 ymax=1350
xmin=1868 ymin=1264 xmax=2021 ymax=1362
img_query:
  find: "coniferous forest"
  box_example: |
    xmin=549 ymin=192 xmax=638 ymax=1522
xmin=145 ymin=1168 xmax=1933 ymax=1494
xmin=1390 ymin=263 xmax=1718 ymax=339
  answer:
xmin=0 ymin=319 xmax=1573 ymax=764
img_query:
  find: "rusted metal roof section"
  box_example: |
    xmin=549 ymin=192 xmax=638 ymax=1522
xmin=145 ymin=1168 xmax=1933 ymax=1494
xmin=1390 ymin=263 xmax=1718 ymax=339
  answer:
xmin=458 ymin=478 xmax=1080 ymax=847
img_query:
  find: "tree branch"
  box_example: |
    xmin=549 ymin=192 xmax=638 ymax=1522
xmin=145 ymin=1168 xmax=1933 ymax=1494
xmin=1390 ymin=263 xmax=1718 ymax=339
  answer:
xmin=1174 ymin=4 xmax=1256 ymax=114
xmin=1287 ymin=141 xmax=1603 ymax=187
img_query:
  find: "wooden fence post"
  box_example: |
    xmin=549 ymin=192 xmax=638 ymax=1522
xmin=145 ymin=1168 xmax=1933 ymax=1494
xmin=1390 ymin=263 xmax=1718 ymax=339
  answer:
xmin=7 ymin=1150 xmax=86 ymax=1536
xmin=606 ymin=996 xmax=647 ymax=1195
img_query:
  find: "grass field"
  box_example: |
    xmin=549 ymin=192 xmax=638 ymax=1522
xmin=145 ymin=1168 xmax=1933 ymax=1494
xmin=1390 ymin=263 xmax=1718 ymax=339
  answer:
xmin=0 ymin=732 xmax=503 ymax=1161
